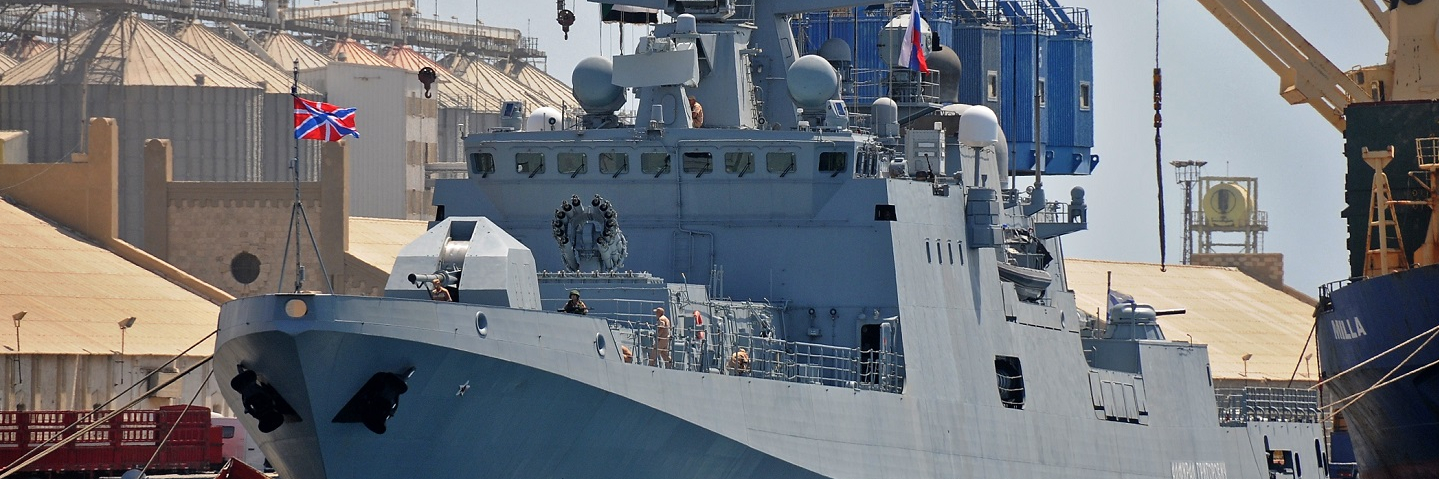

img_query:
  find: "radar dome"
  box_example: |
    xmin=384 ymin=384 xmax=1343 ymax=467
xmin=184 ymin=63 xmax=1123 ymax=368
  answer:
xmin=787 ymin=55 xmax=840 ymax=110
xmin=818 ymin=38 xmax=853 ymax=64
xmin=872 ymin=97 xmax=899 ymax=137
xmin=957 ymin=105 xmax=999 ymax=148
xmin=526 ymin=107 xmax=563 ymax=131
xmin=940 ymin=103 xmax=971 ymax=115
xmin=572 ymin=57 xmax=625 ymax=114
xmin=928 ymin=45 xmax=962 ymax=103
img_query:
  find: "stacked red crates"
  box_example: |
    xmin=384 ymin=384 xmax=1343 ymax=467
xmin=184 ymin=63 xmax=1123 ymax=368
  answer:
xmin=0 ymin=406 xmax=222 ymax=475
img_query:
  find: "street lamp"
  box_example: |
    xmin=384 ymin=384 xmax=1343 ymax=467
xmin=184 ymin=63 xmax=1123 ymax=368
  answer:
xmin=1241 ymin=353 xmax=1253 ymax=377
xmin=117 ymin=317 xmax=136 ymax=385
xmin=10 ymin=311 xmax=22 ymax=385
xmin=11 ymin=311 xmax=24 ymax=351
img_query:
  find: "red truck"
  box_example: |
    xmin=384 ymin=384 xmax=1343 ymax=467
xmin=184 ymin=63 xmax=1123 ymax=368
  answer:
xmin=0 ymin=406 xmax=229 ymax=477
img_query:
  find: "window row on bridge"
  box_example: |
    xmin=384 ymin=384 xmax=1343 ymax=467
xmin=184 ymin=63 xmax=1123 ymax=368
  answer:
xmin=468 ymin=151 xmax=850 ymax=178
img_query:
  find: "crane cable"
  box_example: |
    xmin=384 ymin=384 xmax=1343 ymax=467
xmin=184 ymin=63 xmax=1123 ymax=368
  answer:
xmin=1154 ymin=0 xmax=1168 ymax=272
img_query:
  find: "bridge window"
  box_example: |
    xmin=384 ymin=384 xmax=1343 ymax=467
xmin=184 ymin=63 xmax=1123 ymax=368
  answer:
xmin=724 ymin=152 xmax=755 ymax=175
xmin=683 ymin=152 xmax=713 ymax=177
xmin=641 ymin=152 xmax=670 ymax=176
xmin=469 ymin=152 xmax=494 ymax=176
xmin=599 ymin=152 xmax=629 ymax=175
xmin=558 ymin=152 xmax=587 ymax=176
xmin=515 ymin=152 xmax=544 ymax=174
xmin=819 ymin=152 xmax=847 ymax=175
xmin=1079 ymin=81 xmax=1092 ymax=111
xmin=767 ymin=152 xmax=796 ymax=175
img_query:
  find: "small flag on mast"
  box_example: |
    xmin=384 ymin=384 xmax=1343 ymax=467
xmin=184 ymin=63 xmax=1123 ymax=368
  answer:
xmin=899 ymin=0 xmax=929 ymax=73
xmin=294 ymin=96 xmax=359 ymax=141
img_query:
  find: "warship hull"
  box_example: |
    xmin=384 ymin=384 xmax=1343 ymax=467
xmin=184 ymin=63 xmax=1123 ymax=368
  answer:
xmin=1316 ymin=264 xmax=1439 ymax=479
xmin=217 ymin=293 xmax=1322 ymax=479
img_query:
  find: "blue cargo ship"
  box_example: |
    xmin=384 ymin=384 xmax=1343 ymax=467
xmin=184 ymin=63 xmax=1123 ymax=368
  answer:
xmin=1315 ymin=101 xmax=1439 ymax=479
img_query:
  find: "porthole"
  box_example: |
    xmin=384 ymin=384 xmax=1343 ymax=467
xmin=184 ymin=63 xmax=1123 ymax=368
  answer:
xmin=595 ymin=333 xmax=606 ymax=357
xmin=475 ymin=312 xmax=489 ymax=337
xmin=283 ymin=299 xmax=308 ymax=318
xmin=230 ymin=252 xmax=261 ymax=284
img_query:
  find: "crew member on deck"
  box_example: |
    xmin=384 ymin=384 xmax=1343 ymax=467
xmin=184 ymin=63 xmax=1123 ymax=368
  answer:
xmin=429 ymin=278 xmax=452 ymax=302
xmin=561 ymin=290 xmax=589 ymax=315
xmin=727 ymin=348 xmax=751 ymax=376
xmin=650 ymin=307 xmax=672 ymax=368
xmin=688 ymin=97 xmax=704 ymax=128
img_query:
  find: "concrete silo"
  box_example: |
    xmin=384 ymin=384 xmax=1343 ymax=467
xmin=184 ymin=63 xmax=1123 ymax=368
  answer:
xmin=0 ymin=12 xmax=264 ymax=246
xmin=175 ymin=22 xmax=323 ymax=182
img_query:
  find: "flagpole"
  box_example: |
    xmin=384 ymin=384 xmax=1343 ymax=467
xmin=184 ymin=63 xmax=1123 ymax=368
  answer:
xmin=280 ymin=61 xmax=335 ymax=294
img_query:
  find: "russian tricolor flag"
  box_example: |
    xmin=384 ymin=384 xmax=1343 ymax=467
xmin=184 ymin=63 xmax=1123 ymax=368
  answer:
xmin=899 ymin=0 xmax=929 ymax=73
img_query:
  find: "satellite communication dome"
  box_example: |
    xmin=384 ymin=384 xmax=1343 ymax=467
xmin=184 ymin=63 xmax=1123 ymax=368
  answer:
xmin=787 ymin=55 xmax=840 ymax=110
xmin=526 ymin=107 xmax=563 ymax=131
xmin=928 ymin=45 xmax=963 ymax=103
xmin=957 ymin=105 xmax=1000 ymax=148
xmin=572 ymin=57 xmax=625 ymax=114
xmin=878 ymin=14 xmax=931 ymax=68
xmin=818 ymin=38 xmax=853 ymax=64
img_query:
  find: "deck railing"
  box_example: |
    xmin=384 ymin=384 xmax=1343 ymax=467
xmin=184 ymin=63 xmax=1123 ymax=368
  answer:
xmin=1215 ymin=387 xmax=1320 ymax=425
xmin=600 ymin=316 xmax=906 ymax=393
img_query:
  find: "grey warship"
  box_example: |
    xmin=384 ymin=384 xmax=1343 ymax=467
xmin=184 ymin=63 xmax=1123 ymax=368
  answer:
xmin=214 ymin=1 xmax=1329 ymax=477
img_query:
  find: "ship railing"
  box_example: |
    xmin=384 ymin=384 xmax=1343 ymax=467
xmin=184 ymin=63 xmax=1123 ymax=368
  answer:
xmin=1214 ymin=387 xmax=1320 ymax=426
xmin=602 ymin=317 xmax=906 ymax=393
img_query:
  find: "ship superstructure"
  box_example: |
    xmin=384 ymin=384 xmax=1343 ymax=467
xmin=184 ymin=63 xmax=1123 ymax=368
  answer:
xmin=212 ymin=1 xmax=1330 ymax=478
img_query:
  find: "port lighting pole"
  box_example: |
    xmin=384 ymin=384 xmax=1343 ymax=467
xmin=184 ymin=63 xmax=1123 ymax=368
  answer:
xmin=11 ymin=311 xmax=23 ymax=352
xmin=1172 ymin=160 xmax=1207 ymax=264
xmin=118 ymin=317 xmax=135 ymax=385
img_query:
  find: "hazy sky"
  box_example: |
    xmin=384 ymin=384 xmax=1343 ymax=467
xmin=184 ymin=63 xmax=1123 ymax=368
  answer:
xmin=434 ymin=0 xmax=1387 ymax=293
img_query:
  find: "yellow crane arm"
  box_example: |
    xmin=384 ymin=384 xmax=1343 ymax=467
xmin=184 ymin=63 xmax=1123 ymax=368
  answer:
xmin=1196 ymin=0 xmax=1372 ymax=132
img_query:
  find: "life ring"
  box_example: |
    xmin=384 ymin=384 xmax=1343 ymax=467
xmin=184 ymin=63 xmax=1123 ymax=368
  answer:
xmin=693 ymin=310 xmax=704 ymax=342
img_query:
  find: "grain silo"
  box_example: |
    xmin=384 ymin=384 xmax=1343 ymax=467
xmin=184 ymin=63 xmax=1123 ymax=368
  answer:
xmin=174 ymin=22 xmax=323 ymax=182
xmin=262 ymin=32 xmax=330 ymax=71
xmin=383 ymin=45 xmax=498 ymax=165
xmin=0 ymin=53 xmax=16 ymax=73
xmin=0 ymin=36 xmax=50 ymax=62
xmin=0 ymin=12 xmax=264 ymax=246
xmin=441 ymin=53 xmax=547 ymax=110
xmin=495 ymin=59 xmax=575 ymax=111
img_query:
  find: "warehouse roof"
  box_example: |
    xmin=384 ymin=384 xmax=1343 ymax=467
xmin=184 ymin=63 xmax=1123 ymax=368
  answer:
xmin=347 ymin=216 xmax=428 ymax=272
xmin=0 ymin=199 xmax=218 ymax=356
xmin=175 ymin=22 xmax=318 ymax=95
xmin=1 ymin=13 xmax=258 ymax=88
xmin=0 ymin=53 xmax=15 ymax=72
xmin=1064 ymin=258 xmax=1318 ymax=383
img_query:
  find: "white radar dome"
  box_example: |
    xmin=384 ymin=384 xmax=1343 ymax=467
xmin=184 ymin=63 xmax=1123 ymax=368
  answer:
xmin=787 ymin=55 xmax=840 ymax=110
xmin=572 ymin=57 xmax=625 ymax=114
xmin=526 ymin=107 xmax=563 ymax=131
xmin=957 ymin=105 xmax=999 ymax=148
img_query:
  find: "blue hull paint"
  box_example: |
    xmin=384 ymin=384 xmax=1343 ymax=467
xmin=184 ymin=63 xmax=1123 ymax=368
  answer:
xmin=1316 ymin=264 xmax=1439 ymax=479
